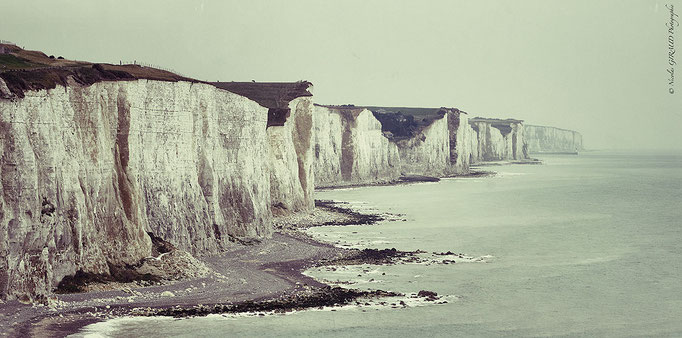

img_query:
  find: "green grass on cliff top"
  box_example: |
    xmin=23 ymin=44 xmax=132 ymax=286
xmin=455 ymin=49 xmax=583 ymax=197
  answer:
xmin=0 ymin=54 xmax=47 ymax=70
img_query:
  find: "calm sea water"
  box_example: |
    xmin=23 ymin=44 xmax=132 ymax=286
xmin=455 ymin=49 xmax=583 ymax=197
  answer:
xmin=76 ymin=151 xmax=682 ymax=337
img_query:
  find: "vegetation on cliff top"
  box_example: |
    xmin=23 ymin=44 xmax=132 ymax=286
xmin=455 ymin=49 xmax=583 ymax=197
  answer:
xmin=0 ymin=43 xmax=200 ymax=98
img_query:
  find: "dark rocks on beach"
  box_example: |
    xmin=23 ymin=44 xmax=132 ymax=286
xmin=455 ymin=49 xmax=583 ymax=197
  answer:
xmin=417 ymin=290 xmax=437 ymax=297
xmin=417 ymin=290 xmax=439 ymax=301
xmin=149 ymin=287 xmax=401 ymax=318
xmin=314 ymin=200 xmax=384 ymax=226
xmin=331 ymin=248 xmax=414 ymax=265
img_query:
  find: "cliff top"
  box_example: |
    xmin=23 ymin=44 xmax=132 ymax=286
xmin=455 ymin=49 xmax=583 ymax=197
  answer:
xmin=469 ymin=117 xmax=524 ymax=136
xmin=0 ymin=43 xmax=199 ymax=98
xmin=316 ymin=104 xmax=466 ymax=141
xmin=317 ymin=104 xmax=466 ymax=117
xmin=525 ymin=124 xmax=582 ymax=134
xmin=469 ymin=117 xmax=524 ymax=124
xmin=212 ymin=81 xmax=313 ymax=109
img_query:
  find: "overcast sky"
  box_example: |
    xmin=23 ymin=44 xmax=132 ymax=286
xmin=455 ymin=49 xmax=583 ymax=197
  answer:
xmin=1 ymin=0 xmax=680 ymax=150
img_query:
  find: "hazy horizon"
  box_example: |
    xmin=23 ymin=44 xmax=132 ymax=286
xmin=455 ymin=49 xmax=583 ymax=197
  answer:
xmin=1 ymin=0 xmax=680 ymax=150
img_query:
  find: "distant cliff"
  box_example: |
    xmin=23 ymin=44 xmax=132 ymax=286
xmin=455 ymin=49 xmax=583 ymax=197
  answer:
xmin=379 ymin=108 xmax=472 ymax=176
xmin=313 ymin=105 xmax=401 ymax=188
xmin=312 ymin=106 xmax=476 ymax=188
xmin=525 ymin=125 xmax=583 ymax=153
xmin=469 ymin=118 xmax=528 ymax=162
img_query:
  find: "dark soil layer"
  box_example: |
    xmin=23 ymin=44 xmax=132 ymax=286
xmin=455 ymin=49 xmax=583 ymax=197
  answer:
xmin=211 ymin=81 xmax=313 ymax=127
xmin=0 ymin=63 xmax=198 ymax=98
xmin=313 ymin=104 xmax=467 ymax=141
xmin=0 ymin=44 xmax=312 ymax=109
xmin=211 ymin=82 xmax=313 ymax=109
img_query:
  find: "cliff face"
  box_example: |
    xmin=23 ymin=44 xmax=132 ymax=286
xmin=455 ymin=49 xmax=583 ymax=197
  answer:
xmin=525 ymin=125 xmax=583 ymax=153
xmin=211 ymin=82 xmax=315 ymax=214
xmin=0 ymin=79 xmax=277 ymax=300
xmin=469 ymin=119 xmax=528 ymax=162
xmin=450 ymin=112 xmax=475 ymax=174
xmin=313 ymin=107 xmax=474 ymax=186
xmin=395 ymin=112 xmax=460 ymax=176
xmin=268 ymin=97 xmax=315 ymax=214
xmin=313 ymin=106 xmax=400 ymax=188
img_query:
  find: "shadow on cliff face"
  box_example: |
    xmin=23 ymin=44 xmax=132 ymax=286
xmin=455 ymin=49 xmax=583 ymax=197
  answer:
xmin=55 ymin=264 xmax=160 ymax=294
xmin=55 ymin=232 xmax=206 ymax=294
xmin=371 ymin=110 xmax=445 ymax=141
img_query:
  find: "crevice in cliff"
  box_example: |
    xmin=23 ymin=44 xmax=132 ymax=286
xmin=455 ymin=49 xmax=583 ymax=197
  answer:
xmin=339 ymin=110 xmax=360 ymax=181
xmin=512 ymin=132 xmax=518 ymax=159
xmin=292 ymin=100 xmax=312 ymax=202
xmin=447 ymin=112 xmax=459 ymax=165
xmin=115 ymin=94 xmax=134 ymax=221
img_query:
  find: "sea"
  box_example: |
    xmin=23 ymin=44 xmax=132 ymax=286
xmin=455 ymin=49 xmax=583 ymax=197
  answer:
xmin=73 ymin=151 xmax=682 ymax=337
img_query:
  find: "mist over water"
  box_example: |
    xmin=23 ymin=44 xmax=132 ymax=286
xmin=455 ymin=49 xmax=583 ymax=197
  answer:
xmin=76 ymin=151 xmax=682 ymax=337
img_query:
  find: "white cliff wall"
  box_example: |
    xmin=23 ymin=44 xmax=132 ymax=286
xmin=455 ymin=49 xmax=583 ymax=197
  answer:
xmin=268 ymin=97 xmax=314 ymax=214
xmin=313 ymin=106 xmax=400 ymax=188
xmin=470 ymin=121 xmax=507 ymax=162
xmin=525 ymin=125 xmax=583 ymax=153
xmin=0 ymin=79 xmax=273 ymax=300
xmin=396 ymin=115 xmax=454 ymax=176
xmin=510 ymin=122 xmax=528 ymax=159
xmin=470 ymin=121 xmax=528 ymax=162
xmin=452 ymin=113 xmax=475 ymax=172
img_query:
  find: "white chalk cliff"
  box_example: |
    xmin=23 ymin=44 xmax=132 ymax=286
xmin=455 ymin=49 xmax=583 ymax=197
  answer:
xmin=525 ymin=125 xmax=583 ymax=153
xmin=313 ymin=107 xmax=475 ymax=187
xmin=0 ymin=67 xmax=572 ymax=302
xmin=313 ymin=106 xmax=401 ymax=188
xmin=268 ymin=96 xmax=315 ymax=214
xmin=0 ymin=78 xmax=320 ymax=300
xmin=469 ymin=118 xmax=528 ymax=162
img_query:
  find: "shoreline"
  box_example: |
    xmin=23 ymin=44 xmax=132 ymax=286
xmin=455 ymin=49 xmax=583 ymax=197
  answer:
xmin=315 ymin=169 xmax=500 ymax=191
xmin=0 ymin=200 xmax=430 ymax=337
xmin=0 ymin=168 xmax=504 ymax=338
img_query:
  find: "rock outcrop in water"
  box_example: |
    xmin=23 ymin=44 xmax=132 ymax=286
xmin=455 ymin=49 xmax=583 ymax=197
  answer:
xmin=525 ymin=125 xmax=583 ymax=153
